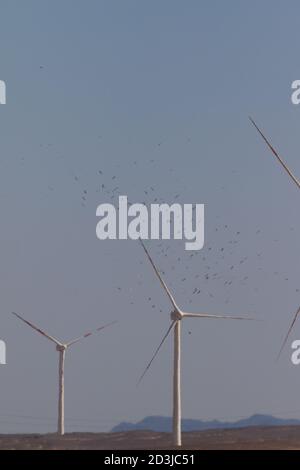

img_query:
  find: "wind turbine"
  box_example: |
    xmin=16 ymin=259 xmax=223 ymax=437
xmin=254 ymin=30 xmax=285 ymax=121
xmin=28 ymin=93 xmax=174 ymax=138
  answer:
xmin=249 ymin=117 xmax=300 ymax=358
xmin=138 ymin=240 xmax=253 ymax=447
xmin=12 ymin=311 xmax=117 ymax=436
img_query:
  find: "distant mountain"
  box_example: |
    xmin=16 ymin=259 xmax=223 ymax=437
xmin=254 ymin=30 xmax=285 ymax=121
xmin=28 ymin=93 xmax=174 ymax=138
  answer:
xmin=111 ymin=414 xmax=300 ymax=433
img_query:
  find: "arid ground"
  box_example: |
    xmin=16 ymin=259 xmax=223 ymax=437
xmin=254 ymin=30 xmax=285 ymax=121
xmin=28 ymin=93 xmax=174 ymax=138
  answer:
xmin=1 ymin=426 xmax=300 ymax=450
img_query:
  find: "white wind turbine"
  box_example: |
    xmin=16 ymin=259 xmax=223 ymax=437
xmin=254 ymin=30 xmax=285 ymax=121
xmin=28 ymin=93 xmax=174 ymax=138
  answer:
xmin=138 ymin=240 xmax=253 ymax=447
xmin=249 ymin=117 xmax=300 ymax=358
xmin=12 ymin=311 xmax=117 ymax=436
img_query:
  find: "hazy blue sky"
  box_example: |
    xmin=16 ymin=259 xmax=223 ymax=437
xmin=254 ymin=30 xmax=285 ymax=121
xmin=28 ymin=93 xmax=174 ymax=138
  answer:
xmin=1 ymin=0 xmax=300 ymax=433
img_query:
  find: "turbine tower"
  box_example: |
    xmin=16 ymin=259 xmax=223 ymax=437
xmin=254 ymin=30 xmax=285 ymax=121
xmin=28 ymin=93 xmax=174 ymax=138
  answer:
xmin=249 ymin=117 xmax=300 ymax=358
xmin=138 ymin=240 xmax=253 ymax=447
xmin=12 ymin=311 xmax=116 ymax=436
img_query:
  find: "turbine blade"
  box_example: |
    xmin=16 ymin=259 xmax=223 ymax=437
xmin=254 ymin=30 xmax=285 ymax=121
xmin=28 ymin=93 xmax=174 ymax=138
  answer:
xmin=137 ymin=320 xmax=176 ymax=386
xmin=12 ymin=312 xmax=62 ymax=346
xmin=66 ymin=320 xmax=118 ymax=347
xmin=139 ymin=239 xmax=179 ymax=311
xmin=277 ymin=306 xmax=300 ymax=361
xmin=249 ymin=117 xmax=300 ymax=190
xmin=183 ymin=312 xmax=254 ymax=320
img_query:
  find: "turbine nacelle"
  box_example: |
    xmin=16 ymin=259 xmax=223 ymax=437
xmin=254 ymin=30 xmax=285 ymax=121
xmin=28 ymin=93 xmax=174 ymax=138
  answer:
xmin=56 ymin=344 xmax=67 ymax=352
xmin=170 ymin=310 xmax=183 ymax=321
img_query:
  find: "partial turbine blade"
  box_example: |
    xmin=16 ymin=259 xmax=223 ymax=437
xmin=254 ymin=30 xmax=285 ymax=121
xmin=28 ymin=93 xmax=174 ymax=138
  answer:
xmin=12 ymin=312 xmax=63 ymax=346
xmin=183 ymin=312 xmax=254 ymax=320
xmin=277 ymin=306 xmax=300 ymax=361
xmin=249 ymin=117 xmax=300 ymax=190
xmin=139 ymin=239 xmax=180 ymax=311
xmin=66 ymin=320 xmax=118 ymax=347
xmin=137 ymin=320 xmax=176 ymax=386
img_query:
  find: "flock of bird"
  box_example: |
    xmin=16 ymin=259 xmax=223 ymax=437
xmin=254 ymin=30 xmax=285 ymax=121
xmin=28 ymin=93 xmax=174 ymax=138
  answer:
xmin=17 ymin=114 xmax=300 ymax=352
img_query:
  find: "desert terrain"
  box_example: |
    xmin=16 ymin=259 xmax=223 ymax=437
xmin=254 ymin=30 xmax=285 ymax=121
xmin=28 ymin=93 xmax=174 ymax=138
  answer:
xmin=0 ymin=426 xmax=300 ymax=450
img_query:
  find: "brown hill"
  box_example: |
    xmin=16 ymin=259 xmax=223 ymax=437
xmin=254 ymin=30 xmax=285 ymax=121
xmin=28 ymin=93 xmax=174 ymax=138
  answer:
xmin=1 ymin=425 xmax=300 ymax=449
